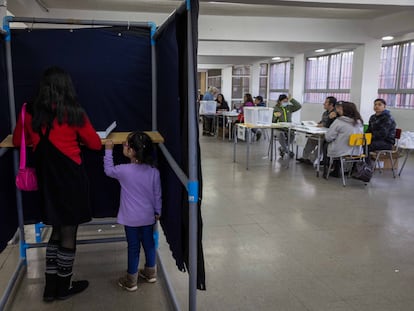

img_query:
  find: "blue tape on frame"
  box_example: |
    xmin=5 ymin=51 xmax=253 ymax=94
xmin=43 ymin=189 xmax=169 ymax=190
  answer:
xmin=187 ymin=0 xmax=191 ymax=10
xmin=148 ymin=22 xmax=156 ymax=46
xmin=188 ymin=181 xmax=198 ymax=203
xmin=3 ymin=16 xmax=12 ymax=42
xmin=20 ymin=241 xmax=28 ymax=260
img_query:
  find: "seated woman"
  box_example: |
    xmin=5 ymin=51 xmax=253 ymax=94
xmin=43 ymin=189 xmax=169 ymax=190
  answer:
xmin=215 ymin=93 xmax=230 ymax=137
xmin=366 ymin=98 xmax=396 ymax=164
xmin=324 ymin=101 xmax=364 ymax=178
xmin=216 ymin=93 xmax=229 ymax=112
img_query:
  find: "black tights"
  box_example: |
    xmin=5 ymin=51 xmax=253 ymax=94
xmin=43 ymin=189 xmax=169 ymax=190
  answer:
xmin=49 ymin=225 xmax=78 ymax=250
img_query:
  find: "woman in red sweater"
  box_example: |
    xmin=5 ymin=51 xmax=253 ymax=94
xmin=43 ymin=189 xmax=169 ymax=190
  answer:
xmin=12 ymin=66 xmax=102 ymax=302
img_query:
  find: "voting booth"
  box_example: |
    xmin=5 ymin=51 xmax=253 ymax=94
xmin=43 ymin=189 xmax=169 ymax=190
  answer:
xmin=0 ymin=0 xmax=204 ymax=309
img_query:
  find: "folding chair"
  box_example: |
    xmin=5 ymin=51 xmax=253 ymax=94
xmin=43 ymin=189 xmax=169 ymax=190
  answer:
xmin=370 ymin=128 xmax=402 ymax=178
xmin=326 ymin=133 xmax=372 ymax=186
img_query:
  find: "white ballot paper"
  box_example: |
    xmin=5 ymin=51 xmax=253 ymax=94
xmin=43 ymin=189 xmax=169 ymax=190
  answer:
xmin=97 ymin=121 xmax=117 ymax=139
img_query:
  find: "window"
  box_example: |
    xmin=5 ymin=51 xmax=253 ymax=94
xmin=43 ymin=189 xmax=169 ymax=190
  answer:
xmin=207 ymin=69 xmax=221 ymax=93
xmin=304 ymin=51 xmax=353 ymax=104
xmin=232 ymin=65 xmax=251 ymax=109
xmin=269 ymin=61 xmax=290 ymax=102
xmin=378 ymin=41 xmax=414 ymax=109
xmin=259 ymin=63 xmax=268 ymax=100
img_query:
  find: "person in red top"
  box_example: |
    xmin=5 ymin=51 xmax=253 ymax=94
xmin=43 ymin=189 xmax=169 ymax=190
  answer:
xmin=12 ymin=66 xmax=102 ymax=302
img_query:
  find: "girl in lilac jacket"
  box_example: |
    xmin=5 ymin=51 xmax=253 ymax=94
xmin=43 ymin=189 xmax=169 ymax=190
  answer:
xmin=104 ymin=131 xmax=161 ymax=291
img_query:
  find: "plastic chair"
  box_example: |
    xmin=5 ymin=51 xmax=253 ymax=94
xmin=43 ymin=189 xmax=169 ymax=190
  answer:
xmin=371 ymin=128 xmax=402 ymax=178
xmin=326 ymin=133 xmax=372 ymax=186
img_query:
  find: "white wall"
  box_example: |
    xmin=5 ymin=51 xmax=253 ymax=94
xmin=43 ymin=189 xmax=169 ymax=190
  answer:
xmin=250 ymin=62 xmax=261 ymax=98
xmin=351 ymin=40 xmax=382 ymax=123
xmin=221 ymin=67 xmax=233 ymax=108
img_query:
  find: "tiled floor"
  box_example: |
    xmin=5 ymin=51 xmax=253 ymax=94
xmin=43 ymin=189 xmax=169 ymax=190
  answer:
xmin=1 ymin=131 xmax=414 ymax=311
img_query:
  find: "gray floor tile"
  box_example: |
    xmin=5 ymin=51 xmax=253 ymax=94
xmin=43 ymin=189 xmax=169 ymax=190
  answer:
xmin=2 ymin=133 xmax=414 ymax=310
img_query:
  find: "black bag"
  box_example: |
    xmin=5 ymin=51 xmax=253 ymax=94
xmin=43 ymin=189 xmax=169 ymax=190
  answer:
xmin=352 ymin=161 xmax=373 ymax=182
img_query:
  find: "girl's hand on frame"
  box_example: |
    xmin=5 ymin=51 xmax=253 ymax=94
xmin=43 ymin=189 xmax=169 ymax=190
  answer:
xmin=105 ymin=140 xmax=114 ymax=150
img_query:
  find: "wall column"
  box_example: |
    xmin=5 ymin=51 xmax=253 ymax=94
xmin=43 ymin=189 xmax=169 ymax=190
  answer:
xmin=221 ymin=66 xmax=232 ymax=108
xmin=350 ymin=39 xmax=382 ymax=123
xmin=291 ymin=53 xmax=305 ymax=123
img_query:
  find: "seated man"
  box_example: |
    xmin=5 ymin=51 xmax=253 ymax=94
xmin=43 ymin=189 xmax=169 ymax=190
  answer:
xmin=273 ymin=94 xmax=302 ymax=158
xmin=202 ymin=86 xmax=218 ymax=136
xmin=252 ymin=95 xmax=266 ymax=141
xmin=365 ymin=98 xmax=396 ymax=165
xmin=254 ymin=95 xmax=266 ymax=107
xmin=298 ymin=96 xmax=337 ymax=164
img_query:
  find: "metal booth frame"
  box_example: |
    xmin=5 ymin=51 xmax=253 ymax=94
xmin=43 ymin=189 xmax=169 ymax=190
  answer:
xmin=0 ymin=0 xmax=200 ymax=310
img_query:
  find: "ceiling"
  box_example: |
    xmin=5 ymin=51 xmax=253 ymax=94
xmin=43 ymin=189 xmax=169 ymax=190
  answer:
xmin=28 ymin=0 xmax=413 ymax=19
xmin=6 ymin=0 xmax=414 ymax=68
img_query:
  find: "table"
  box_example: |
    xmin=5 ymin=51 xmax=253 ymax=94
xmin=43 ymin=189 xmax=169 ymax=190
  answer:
xmin=0 ymin=131 xmax=164 ymax=148
xmin=291 ymin=125 xmax=328 ymax=177
xmin=218 ymin=111 xmax=239 ymax=140
xmin=398 ymin=145 xmax=414 ymax=176
xmin=233 ymin=122 xmax=292 ymax=170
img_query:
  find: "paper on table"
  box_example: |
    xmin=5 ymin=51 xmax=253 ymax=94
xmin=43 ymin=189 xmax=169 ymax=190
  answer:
xmin=302 ymin=120 xmax=318 ymax=127
xmin=97 ymin=121 xmax=117 ymax=139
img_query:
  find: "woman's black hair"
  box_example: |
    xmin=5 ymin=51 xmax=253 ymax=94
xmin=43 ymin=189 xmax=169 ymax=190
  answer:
xmin=127 ymin=131 xmax=155 ymax=166
xmin=216 ymin=93 xmax=227 ymax=104
xmin=341 ymin=101 xmax=363 ymax=125
xmin=244 ymin=93 xmax=253 ymax=103
xmin=32 ymin=66 xmax=85 ymax=132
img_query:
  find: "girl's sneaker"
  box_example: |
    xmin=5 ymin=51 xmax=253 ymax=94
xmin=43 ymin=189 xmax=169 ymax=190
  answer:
xmin=118 ymin=272 xmax=138 ymax=291
xmin=138 ymin=266 xmax=157 ymax=283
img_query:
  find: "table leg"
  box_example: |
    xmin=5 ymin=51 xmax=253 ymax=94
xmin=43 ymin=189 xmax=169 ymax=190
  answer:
xmin=246 ymin=128 xmax=251 ymax=170
xmin=214 ymin=115 xmax=218 ymax=137
xmin=270 ymin=128 xmax=274 ymax=162
xmin=286 ymin=128 xmax=290 ymax=168
xmin=233 ymin=124 xmax=238 ymax=163
xmin=316 ymin=136 xmax=321 ymax=177
xmin=222 ymin=115 xmax=225 ymax=140
xmin=398 ymin=149 xmax=411 ymax=176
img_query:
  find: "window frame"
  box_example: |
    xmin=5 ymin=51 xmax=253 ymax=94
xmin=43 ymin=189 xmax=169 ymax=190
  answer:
xmin=378 ymin=40 xmax=414 ymax=109
xmin=304 ymin=51 xmax=353 ymax=104
xmin=268 ymin=61 xmax=291 ymax=102
xmin=231 ymin=65 xmax=251 ymax=108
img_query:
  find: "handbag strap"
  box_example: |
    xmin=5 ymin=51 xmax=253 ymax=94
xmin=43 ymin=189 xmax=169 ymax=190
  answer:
xmin=19 ymin=103 xmax=27 ymax=170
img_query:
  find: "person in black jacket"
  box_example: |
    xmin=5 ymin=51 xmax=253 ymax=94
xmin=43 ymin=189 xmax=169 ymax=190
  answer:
xmin=366 ymin=98 xmax=396 ymax=164
xmin=367 ymin=98 xmax=396 ymax=150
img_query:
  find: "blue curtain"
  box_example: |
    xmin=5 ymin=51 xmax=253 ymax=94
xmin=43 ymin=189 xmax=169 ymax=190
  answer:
xmin=156 ymin=0 xmax=205 ymax=290
xmin=10 ymin=26 xmax=152 ymax=220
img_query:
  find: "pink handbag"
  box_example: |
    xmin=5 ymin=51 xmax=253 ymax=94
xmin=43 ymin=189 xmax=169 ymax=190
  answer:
xmin=15 ymin=103 xmax=38 ymax=191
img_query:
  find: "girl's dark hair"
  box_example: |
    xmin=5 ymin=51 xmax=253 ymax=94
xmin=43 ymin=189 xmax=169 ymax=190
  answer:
xmin=32 ymin=66 xmax=85 ymax=132
xmin=244 ymin=93 xmax=253 ymax=103
xmin=374 ymin=98 xmax=387 ymax=105
xmin=278 ymin=94 xmax=288 ymax=104
xmin=341 ymin=101 xmax=363 ymax=125
xmin=127 ymin=131 xmax=155 ymax=166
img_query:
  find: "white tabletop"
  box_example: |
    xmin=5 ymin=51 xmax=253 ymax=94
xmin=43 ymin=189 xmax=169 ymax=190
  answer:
xmin=292 ymin=125 xmax=328 ymax=134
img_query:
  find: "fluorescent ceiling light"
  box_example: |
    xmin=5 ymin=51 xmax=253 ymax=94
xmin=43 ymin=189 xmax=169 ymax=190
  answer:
xmin=308 ymin=57 xmax=317 ymax=61
xmin=315 ymin=49 xmax=325 ymax=52
xmin=382 ymin=36 xmax=394 ymax=41
xmin=272 ymin=57 xmax=281 ymax=60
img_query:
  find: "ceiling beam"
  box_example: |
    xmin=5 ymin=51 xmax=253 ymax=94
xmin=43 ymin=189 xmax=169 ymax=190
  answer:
xmin=203 ymin=0 xmax=414 ymax=9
